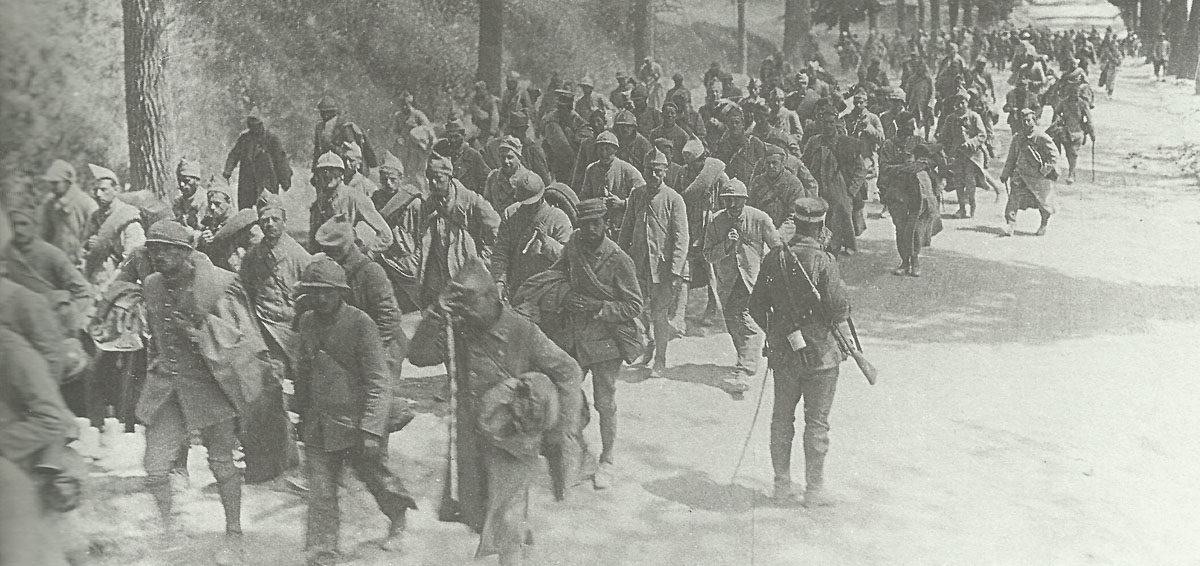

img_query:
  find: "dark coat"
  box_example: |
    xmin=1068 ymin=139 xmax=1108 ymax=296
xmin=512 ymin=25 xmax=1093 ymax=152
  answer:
xmin=492 ymin=200 xmax=572 ymax=293
xmin=618 ymin=183 xmax=690 ymax=284
xmin=549 ymin=236 xmax=643 ymax=367
xmin=224 ymin=129 xmax=292 ymax=209
xmin=295 ymin=303 xmax=391 ymax=452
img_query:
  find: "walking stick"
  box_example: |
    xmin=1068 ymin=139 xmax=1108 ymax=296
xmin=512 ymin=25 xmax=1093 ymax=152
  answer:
xmin=438 ymin=314 xmax=462 ymax=522
xmin=1090 ymin=135 xmax=1096 ymax=185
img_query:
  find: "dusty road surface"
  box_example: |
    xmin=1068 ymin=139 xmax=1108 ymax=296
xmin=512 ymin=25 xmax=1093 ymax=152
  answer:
xmin=72 ymin=26 xmax=1200 ymax=566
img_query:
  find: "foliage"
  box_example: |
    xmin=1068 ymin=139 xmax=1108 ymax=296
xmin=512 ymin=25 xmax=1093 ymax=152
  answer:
xmin=814 ymin=0 xmax=882 ymax=29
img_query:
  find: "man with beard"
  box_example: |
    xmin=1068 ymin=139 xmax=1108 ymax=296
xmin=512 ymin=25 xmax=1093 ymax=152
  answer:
xmin=237 ymin=195 xmax=307 ymax=484
xmin=936 ymin=88 xmax=988 ymax=218
xmin=803 ymin=102 xmax=865 ymax=255
xmin=541 ymin=90 xmax=588 ymax=185
xmin=223 ymin=112 xmax=291 ymax=210
xmin=483 ymin=136 xmax=535 ymax=214
xmin=409 ymin=260 xmax=583 ymax=566
xmin=649 ymin=102 xmax=690 ymax=165
xmin=750 ymin=146 xmax=819 ymax=228
xmin=1001 ymin=109 xmax=1058 ymax=237
xmin=37 ymin=159 xmax=98 ymax=266
xmin=138 ymin=220 xmax=270 ymax=562
xmin=434 ymin=119 xmax=491 ymax=196
xmin=619 ymin=149 xmax=688 ymax=378
xmin=879 ymin=112 xmax=941 ymax=276
xmin=611 ymin=110 xmax=654 ymax=177
xmin=197 ymin=189 xmax=236 ymax=270
xmin=544 ymin=199 xmax=643 ymax=490
xmin=417 ymin=154 xmax=501 ymax=308
xmin=294 ymin=258 xmax=416 ymax=565
xmin=491 ymin=169 xmax=572 ymax=299
xmin=580 ymin=131 xmax=645 ymax=236
xmin=308 ymin=151 xmax=393 ymax=253
xmin=703 ymin=179 xmax=781 ymax=394
xmin=748 ymin=198 xmax=851 ymax=508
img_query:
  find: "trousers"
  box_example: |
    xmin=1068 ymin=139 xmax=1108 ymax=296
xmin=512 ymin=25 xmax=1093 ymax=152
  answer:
xmin=769 ymin=367 xmax=838 ymax=489
xmin=143 ymin=400 xmax=241 ymax=533
xmin=0 ymin=458 xmax=69 ymax=566
xmin=305 ymin=444 xmax=416 ymax=562
xmin=720 ymin=277 xmax=763 ymax=375
xmin=585 ymin=359 xmax=622 ymax=463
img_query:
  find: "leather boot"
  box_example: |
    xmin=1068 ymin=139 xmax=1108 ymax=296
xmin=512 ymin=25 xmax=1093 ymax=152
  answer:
xmin=891 ymin=261 xmax=909 ymax=276
xmin=769 ymin=430 xmax=795 ymax=502
xmin=802 ymin=449 xmax=832 ymax=508
xmin=217 ymin=476 xmax=243 ymax=535
xmin=1036 ymin=211 xmax=1051 ymax=236
xmin=907 ymin=256 xmax=921 ymax=277
xmin=598 ymin=417 xmax=616 ymax=465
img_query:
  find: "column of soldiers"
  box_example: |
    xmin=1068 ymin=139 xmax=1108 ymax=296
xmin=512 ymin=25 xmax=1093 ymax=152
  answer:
xmin=5 ymin=23 xmax=1140 ymax=560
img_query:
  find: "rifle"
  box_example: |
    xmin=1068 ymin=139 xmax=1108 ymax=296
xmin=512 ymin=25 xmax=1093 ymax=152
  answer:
xmin=438 ymin=314 xmax=462 ymax=522
xmin=785 ymin=249 xmax=878 ymax=385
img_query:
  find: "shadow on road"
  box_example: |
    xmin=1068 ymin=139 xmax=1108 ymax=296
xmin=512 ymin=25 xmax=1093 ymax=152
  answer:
xmin=840 ymin=238 xmax=1200 ymax=344
xmin=642 ymin=471 xmax=759 ymax=513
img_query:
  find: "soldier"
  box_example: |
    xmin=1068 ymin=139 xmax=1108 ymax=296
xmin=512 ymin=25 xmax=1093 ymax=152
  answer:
xmin=309 ymin=151 xmax=393 ymax=253
xmin=39 ymin=159 xmax=98 ymax=265
xmin=1049 ymin=70 xmax=1094 ymax=185
xmin=571 ymin=109 xmax=610 ymax=190
xmin=484 ymin=111 xmax=552 ymax=185
xmin=197 ymin=189 xmax=235 ymax=269
xmin=392 ymin=92 xmax=435 ymax=190
xmin=0 ymin=326 xmax=75 ymax=566
xmin=174 ymin=159 xmax=205 ymax=231
xmin=312 ymin=216 xmax=407 ymax=377
xmin=1151 ymin=32 xmax=1170 ymax=82
xmin=766 ymin=87 xmax=803 ymax=138
xmin=748 ymin=198 xmax=851 ymax=507
xmin=879 ymin=112 xmax=941 ymax=276
xmin=293 ymin=258 xmax=416 ymax=565
xmin=541 ymin=90 xmax=588 ymax=185
xmin=630 ymin=84 xmax=662 ymax=139
xmin=713 ymin=105 xmax=766 ymax=184
xmin=611 ymin=110 xmax=654 ymax=177
xmin=749 ymin=146 xmax=819 ymax=228
xmin=803 ymin=104 xmax=865 ymax=255
xmin=223 ymin=112 xmax=292 ymax=210
xmin=238 ymin=196 xmax=308 ymax=483
xmin=648 ymin=102 xmax=690 ymax=165
xmin=1 ymin=242 xmax=68 ymax=383
xmin=137 ymin=220 xmax=268 ymax=561
xmin=902 ymin=58 xmax=935 ymax=139
xmin=619 ymin=149 xmax=688 ymax=378
xmin=313 ymin=96 xmax=378 ymax=174
xmin=501 ymin=71 xmax=533 ymax=130
xmin=545 ymin=199 xmax=643 ymax=489
xmin=471 ymin=81 xmax=502 ymax=143
xmin=579 ymin=131 xmax=645 ymax=234
xmin=409 ymin=260 xmax=583 ymax=566
xmin=434 ymin=118 xmax=491 ymax=196
xmin=337 ymin=141 xmax=381 ymax=200
xmin=936 ymin=88 xmax=988 ymax=218
xmin=1098 ymin=36 xmax=1123 ymax=97
xmin=81 ymin=164 xmax=144 ymax=282
xmin=574 ymin=76 xmax=614 ymax=123
xmin=703 ymin=180 xmax=782 ymax=393
xmin=1000 ymin=109 xmax=1058 ymax=237
xmin=491 ymin=169 xmax=572 ymax=299
xmin=417 ymin=154 xmax=501 ymax=308
xmin=483 ymin=136 xmax=534 ymax=214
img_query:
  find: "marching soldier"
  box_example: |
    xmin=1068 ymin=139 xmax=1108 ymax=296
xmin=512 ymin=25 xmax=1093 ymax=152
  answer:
xmin=749 ymin=198 xmax=852 ymax=508
xmin=703 ymin=180 xmax=782 ymax=394
xmin=491 ymin=169 xmax=572 ymax=299
xmin=294 ymin=258 xmax=416 ymax=565
xmin=38 ymin=159 xmax=98 ymax=265
xmin=1001 ymin=109 xmax=1059 ymax=237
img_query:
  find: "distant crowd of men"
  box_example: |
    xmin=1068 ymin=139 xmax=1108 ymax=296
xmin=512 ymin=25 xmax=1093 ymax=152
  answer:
xmin=2 ymin=18 xmax=1160 ymax=566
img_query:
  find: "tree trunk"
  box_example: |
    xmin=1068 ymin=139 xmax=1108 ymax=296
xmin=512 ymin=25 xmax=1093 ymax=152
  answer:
xmin=1182 ymin=0 xmax=1200 ymax=79
xmin=918 ymin=0 xmax=926 ymax=31
xmin=784 ymin=0 xmax=816 ymax=64
xmin=1166 ymin=0 xmax=1188 ymax=75
xmin=737 ymin=0 xmax=747 ymax=73
xmin=1130 ymin=0 xmax=1140 ymax=31
xmin=123 ymin=0 xmax=172 ymax=198
xmin=962 ymin=0 xmax=973 ymax=27
xmin=948 ymin=0 xmax=959 ymax=28
xmin=869 ymin=5 xmax=879 ymax=29
xmin=897 ymin=0 xmax=907 ymax=33
xmin=477 ymin=0 xmax=503 ymax=95
xmin=633 ymin=0 xmax=655 ymax=69
xmin=931 ymin=0 xmax=941 ymax=33
xmin=1141 ymin=0 xmax=1163 ymax=40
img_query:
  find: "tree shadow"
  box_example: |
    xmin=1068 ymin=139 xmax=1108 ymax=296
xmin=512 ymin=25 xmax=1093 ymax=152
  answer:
xmin=641 ymin=470 xmax=759 ymax=513
xmin=839 ymin=238 xmax=1200 ymax=344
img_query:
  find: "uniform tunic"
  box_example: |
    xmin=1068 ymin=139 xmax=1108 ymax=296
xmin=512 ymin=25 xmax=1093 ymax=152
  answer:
xmin=408 ymin=307 xmax=582 ymax=555
xmin=704 ymin=205 xmax=781 ymax=375
xmin=491 ymin=200 xmax=572 ymax=293
xmin=224 ymin=128 xmax=292 ymax=209
xmin=619 ymin=183 xmax=689 ymax=343
xmin=309 ymin=182 xmax=394 ymax=252
xmin=417 ymin=182 xmax=501 ymax=308
xmin=41 ymin=186 xmax=98 ymax=265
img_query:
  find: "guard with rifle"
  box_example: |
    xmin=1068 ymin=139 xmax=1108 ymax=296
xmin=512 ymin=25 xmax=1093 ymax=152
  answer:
xmin=749 ymin=197 xmax=876 ymax=508
xmin=408 ymin=259 xmax=583 ymax=566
